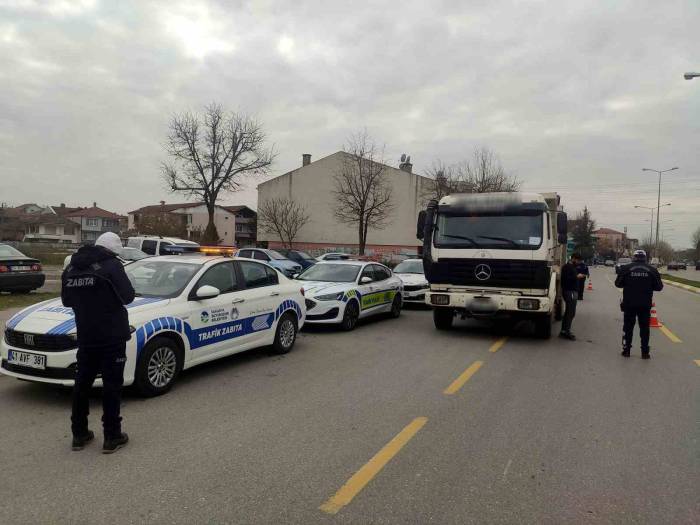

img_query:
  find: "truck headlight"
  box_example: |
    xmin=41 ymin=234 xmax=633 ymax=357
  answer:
xmin=431 ymin=294 xmax=450 ymax=306
xmin=315 ymin=292 xmax=344 ymax=301
xmin=518 ymin=299 xmax=540 ymax=310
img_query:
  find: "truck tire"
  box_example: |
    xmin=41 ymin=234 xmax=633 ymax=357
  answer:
xmin=534 ymin=312 xmax=553 ymax=339
xmin=433 ymin=308 xmax=454 ymax=330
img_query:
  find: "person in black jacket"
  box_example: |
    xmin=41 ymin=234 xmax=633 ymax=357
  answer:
xmin=62 ymin=232 xmax=135 ymax=453
xmin=576 ymin=260 xmax=590 ymax=300
xmin=559 ymin=253 xmax=586 ymax=340
xmin=615 ymin=249 xmax=663 ymax=359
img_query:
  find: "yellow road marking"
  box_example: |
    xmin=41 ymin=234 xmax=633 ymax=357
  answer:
xmin=659 ymin=325 xmax=682 ymax=343
xmin=443 ymin=360 xmax=484 ymax=395
xmin=489 ymin=337 xmax=508 ymax=353
xmin=694 ymin=360 xmax=700 ymax=367
xmin=319 ymin=417 xmax=428 ymax=515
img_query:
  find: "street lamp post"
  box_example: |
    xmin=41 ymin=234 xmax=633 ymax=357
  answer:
xmin=684 ymin=72 xmax=700 ymax=80
xmin=641 ymin=167 xmax=678 ymax=257
xmin=634 ymin=203 xmax=671 ymax=257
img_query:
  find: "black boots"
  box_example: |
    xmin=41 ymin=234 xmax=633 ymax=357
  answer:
xmin=559 ymin=331 xmax=576 ymax=340
xmin=102 ymin=432 xmax=129 ymax=454
xmin=71 ymin=430 xmax=95 ymax=451
xmin=621 ymin=347 xmax=631 ymax=357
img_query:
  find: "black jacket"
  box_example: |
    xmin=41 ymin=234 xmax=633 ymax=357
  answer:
xmin=561 ymin=261 xmax=579 ymax=292
xmin=61 ymin=245 xmax=136 ymax=348
xmin=614 ymin=261 xmax=663 ymax=309
xmin=576 ymin=262 xmax=589 ymax=277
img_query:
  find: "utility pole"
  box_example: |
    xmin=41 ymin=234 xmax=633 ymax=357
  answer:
xmin=641 ymin=167 xmax=678 ymax=257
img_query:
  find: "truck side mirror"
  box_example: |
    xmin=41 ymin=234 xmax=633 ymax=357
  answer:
xmin=416 ymin=211 xmax=426 ymax=240
xmin=557 ymin=212 xmax=568 ymax=244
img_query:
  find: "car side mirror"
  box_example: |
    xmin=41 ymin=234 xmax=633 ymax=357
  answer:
xmin=193 ymin=285 xmax=220 ymax=300
xmin=416 ymin=210 xmax=426 ymax=240
xmin=360 ymin=276 xmax=373 ymax=284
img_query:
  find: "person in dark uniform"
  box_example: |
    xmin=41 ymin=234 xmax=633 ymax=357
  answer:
xmin=62 ymin=232 xmax=135 ymax=453
xmin=559 ymin=253 xmax=586 ymax=340
xmin=615 ymin=249 xmax=663 ymax=359
xmin=576 ymin=259 xmax=590 ymax=300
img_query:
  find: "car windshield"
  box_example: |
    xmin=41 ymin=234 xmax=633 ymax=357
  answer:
xmin=394 ymin=260 xmax=424 ymax=274
xmin=125 ymin=260 xmax=201 ymax=298
xmin=0 ymin=245 xmax=25 ymax=257
xmin=296 ymin=251 xmax=314 ymax=260
xmin=297 ymin=263 xmax=361 ymax=282
xmin=267 ymin=250 xmax=288 ymax=260
xmin=435 ymin=213 xmax=544 ymax=249
xmin=118 ymin=247 xmax=149 ymax=260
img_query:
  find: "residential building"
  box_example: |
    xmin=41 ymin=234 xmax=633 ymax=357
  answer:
xmin=23 ymin=215 xmax=81 ymax=243
xmin=128 ymin=202 xmax=237 ymax=245
xmin=65 ymin=203 xmax=124 ymax=243
xmin=593 ymin=227 xmax=627 ymax=257
xmin=222 ymin=205 xmax=257 ymax=247
xmin=257 ymin=152 xmax=431 ymax=258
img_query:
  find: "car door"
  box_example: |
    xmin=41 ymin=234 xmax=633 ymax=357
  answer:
xmin=356 ymin=264 xmax=379 ymax=317
xmin=185 ymin=261 xmax=244 ymax=359
xmin=372 ymin=264 xmax=399 ymax=313
xmin=233 ymin=260 xmax=281 ymax=345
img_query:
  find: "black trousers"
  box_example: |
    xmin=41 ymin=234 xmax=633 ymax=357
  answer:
xmin=561 ymin=290 xmax=578 ymax=333
xmin=71 ymin=342 xmax=126 ymax=439
xmin=577 ymin=279 xmax=585 ymax=300
xmin=622 ymin=306 xmax=651 ymax=352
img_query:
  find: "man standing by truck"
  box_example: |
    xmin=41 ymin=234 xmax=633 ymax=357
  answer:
xmin=576 ymin=259 xmax=589 ymax=300
xmin=615 ymin=249 xmax=663 ymax=359
xmin=560 ymin=253 xmax=586 ymax=340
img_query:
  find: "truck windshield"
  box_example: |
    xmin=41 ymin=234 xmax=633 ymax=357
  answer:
xmin=435 ymin=214 xmax=543 ymax=249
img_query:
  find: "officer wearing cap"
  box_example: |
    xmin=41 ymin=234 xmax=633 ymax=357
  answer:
xmin=614 ymin=249 xmax=663 ymax=359
xmin=61 ymin=232 xmax=135 ymax=453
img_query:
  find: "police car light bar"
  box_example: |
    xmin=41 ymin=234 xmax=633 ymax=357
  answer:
xmin=162 ymin=245 xmax=237 ymax=256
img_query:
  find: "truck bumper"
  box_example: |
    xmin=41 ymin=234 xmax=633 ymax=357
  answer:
xmin=427 ymin=291 xmax=551 ymax=317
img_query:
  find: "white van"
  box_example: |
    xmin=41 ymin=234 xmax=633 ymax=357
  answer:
xmin=126 ymin=236 xmax=199 ymax=256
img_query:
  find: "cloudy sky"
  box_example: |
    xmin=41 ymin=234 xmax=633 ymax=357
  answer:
xmin=1 ymin=0 xmax=698 ymax=247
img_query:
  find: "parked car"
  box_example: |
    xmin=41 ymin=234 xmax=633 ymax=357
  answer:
xmin=1 ymin=254 xmax=305 ymax=396
xmin=234 ymin=248 xmax=302 ymax=278
xmin=317 ymin=252 xmax=353 ymax=261
xmin=276 ymin=249 xmax=317 ymax=270
xmin=297 ymin=260 xmax=403 ymax=330
xmin=392 ymin=258 xmax=428 ymax=304
xmin=667 ymin=261 xmax=687 ymax=270
xmin=126 ymin=236 xmax=199 ymax=256
xmin=0 ymin=244 xmax=45 ymax=293
xmin=650 ymin=257 xmax=661 ymax=268
xmin=63 ymin=246 xmax=150 ymax=269
xmin=604 ymin=259 xmax=615 ymax=267
xmin=696 ymin=261 xmax=700 ymax=271
xmin=615 ymin=257 xmax=632 ymax=274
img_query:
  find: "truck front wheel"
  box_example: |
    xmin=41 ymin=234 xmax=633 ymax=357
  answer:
xmin=433 ymin=308 xmax=454 ymax=330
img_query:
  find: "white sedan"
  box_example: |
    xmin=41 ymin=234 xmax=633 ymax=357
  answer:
xmin=2 ymin=255 xmax=305 ymax=396
xmin=298 ymin=261 xmax=403 ymax=330
xmin=392 ymin=259 xmax=429 ymax=304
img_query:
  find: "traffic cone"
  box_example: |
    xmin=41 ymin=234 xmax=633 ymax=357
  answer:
xmin=587 ymin=280 xmax=593 ymax=291
xmin=649 ymin=302 xmax=662 ymax=328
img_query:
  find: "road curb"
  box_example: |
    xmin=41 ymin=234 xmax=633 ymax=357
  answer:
xmin=662 ymin=279 xmax=700 ymax=294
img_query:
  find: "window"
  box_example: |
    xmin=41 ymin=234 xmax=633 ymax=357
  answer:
xmin=186 ymin=214 xmax=192 ymax=225
xmin=238 ymin=249 xmax=252 ymax=258
xmin=239 ymin=261 xmax=277 ymax=288
xmin=360 ymin=266 xmax=375 ymax=282
xmin=141 ymin=240 xmax=157 ymax=255
xmin=86 ymin=218 xmax=98 ymax=227
xmin=44 ymin=225 xmax=56 ymax=234
xmin=158 ymin=242 xmax=172 ymax=255
xmin=373 ymin=265 xmax=391 ymax=281
xmin=64 ymin=225 xmax=74 ymax=235
xmin=196 ymin=263 xmax=237 ymax=294
xmin=253 ymin=251 xmax=270 ymax=261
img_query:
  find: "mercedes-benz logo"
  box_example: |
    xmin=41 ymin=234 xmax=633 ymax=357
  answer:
xmin=474 ymin=264 xmax=492 ymax=281
xmin=23 ymin=333 xmax=35 ymax=346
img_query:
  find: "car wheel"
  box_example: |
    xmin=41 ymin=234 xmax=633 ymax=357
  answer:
xmin=271 ymin=312 xmax=297 ymax=354
xmin=433 ymin=308 xmax=454 ymax=330
xmin=134 ymin=336 xmax=182 ymax=397
xmin=389 ymin=294 xmax=402 ymax=318
xmin=341 ymin=300 xmax=360 ymax=331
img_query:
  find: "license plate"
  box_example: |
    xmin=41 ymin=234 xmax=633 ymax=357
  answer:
xmin=8 ymin=350 xmax=46 ymax=370
xmin=11 ymin=266 xmax=31 ymax=272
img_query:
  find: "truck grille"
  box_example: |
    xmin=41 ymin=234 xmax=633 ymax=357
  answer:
xmin=428 ymin=259 xmax=550 ymax=289
xmin=4 ymin=329 xmax=77 ymax=352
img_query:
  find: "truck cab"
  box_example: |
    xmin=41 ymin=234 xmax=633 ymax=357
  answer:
xmin=417 ymin=192 xmax=568 ymax=338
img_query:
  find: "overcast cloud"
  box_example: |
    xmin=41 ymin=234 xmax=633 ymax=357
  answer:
xmin=0 ymin=0 xmax=698 ymax=246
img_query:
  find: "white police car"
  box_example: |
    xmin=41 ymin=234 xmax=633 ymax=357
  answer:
xmin=392 ymin=259 xmax=429 ymax=304
xmin=1 ymin=253 xmax=305 ymax=396
xmin=298 ymin=260 xmax=403 ymax=330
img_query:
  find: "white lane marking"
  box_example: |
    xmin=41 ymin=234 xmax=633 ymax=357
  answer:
xmin=502 ymin=458 xmax=513 ymax=482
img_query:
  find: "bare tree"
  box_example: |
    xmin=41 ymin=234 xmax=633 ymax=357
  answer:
xmin=332 ymin=132 xmax=394 ymax=255
xmin=162 ymin=103 xmax=275 ymax=244
xmin=692 ymin=226 xmax=700 ymax=260
xmin=257 ymin=197 xmax=311 ymax=249
xmin=421 ymin=161 xmax=468 ymax=203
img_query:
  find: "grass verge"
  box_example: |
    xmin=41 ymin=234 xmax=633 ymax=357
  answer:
xmin=661 ymin=274 xmax=700 ymax=289
xmin=0 ymin=292 xmax=60 ymax=311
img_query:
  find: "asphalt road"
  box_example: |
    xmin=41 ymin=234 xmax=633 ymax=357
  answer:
xmin=0 ymin=267 xmax=697 ymax=524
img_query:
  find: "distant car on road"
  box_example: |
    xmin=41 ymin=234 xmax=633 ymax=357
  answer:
xmin=667 ymin=261 xmax=687 ymax=270
xmin=604 ymin=259 xmax=615 ymax=267
xmin=696 ymin=261 xmax=700 ymax=271
xmin=650 ymin=257 xmax=661 ymax=268
xmin=276 ymin=249 xmax=317 ymax=270
xmin=392 ymin=258 xmax=428 ymax=304
xmin=316 ymin=252 xmax=353 ymax=261
xmin=0 ymin=244 xmax=45 ymax=293
xmin=615 ymin=257 xmax=632 ymax=274
xmin=234 ymin=248 xmax=302 ymax=278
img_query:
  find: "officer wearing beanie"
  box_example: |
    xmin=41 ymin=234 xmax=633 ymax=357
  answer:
xmin=62 ymin=232 xmax=135 ymax=453
xmin=614 ymin=249 xmax=663 ymax=359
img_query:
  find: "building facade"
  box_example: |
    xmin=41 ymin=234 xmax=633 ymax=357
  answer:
xmin=222 ymin=205 xmax=257 ymax=247
xmin=257 ymin=152 xmax=431 ymax=258
xmin=65 ymin=204 xmax=124 ymax=243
